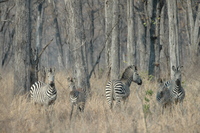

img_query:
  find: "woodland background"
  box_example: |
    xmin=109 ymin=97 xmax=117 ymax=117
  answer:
xmin=0 ymin=0 xmax=200 ymax=133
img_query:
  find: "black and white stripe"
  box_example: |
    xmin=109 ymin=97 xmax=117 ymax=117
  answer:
xmin=30 ymin=68 xmax=57 ymax=106
xmin=105 ymin=65 xmax=142 ymax=110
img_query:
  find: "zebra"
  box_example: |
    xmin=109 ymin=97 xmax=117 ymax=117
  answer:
xmin=156 ymin=78 xmax=171 ymax=114
xmin=30 ymin=68 xmax=57 ymax=106
xmin=167 ymin=66 xmax=185 ymax=105
xmin=67 ymin=77 xmax=86 ymax=120
xmin=105 ymin=65 xmax=142 ymax=110
xmin=157 ymin=66 xmax=185 ymax=113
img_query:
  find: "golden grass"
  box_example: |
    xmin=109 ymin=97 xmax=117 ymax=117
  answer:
xmin=0 ymin=68 xmax=200 ymax=133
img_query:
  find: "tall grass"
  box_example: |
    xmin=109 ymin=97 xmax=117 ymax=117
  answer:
xmin=0 ymin=67 xmax=200 ymax=133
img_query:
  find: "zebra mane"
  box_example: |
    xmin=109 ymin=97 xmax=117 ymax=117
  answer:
xmin=120 ymin=65 xmax=134 ymax=80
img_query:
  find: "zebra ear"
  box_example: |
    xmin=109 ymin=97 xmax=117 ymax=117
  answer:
xmin=132 ymin=65 xmax=137 ymax=71
xmin=157 ymin=78 xmax=163 ymax=84
xmin=52 ymin=67 xmax=56 ymax=73
xmin=177 ymin=66 xmax=183 ymax=71
xmin=67 ymin=77 xmax=72 ymax=81
xmin=172 ymin=66 xmax=176 ymax=72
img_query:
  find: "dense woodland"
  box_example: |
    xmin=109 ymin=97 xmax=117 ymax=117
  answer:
xmin=0 ymin=0 xmax=200 ymax=133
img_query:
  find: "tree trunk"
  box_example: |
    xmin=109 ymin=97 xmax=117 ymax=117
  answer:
xmin=147 ymin=0 xmax=156 ymax=78
xmin=14 ymin=0 xmax=31 ymax=95
xmin=167 ymin=0 xmax=179 ymax=78
xmin=105 ymin=0 xmax=112 ymax=70
xmin=127 ymin=0 xmax=136 ymax=66
xmin=53 ymin=0 xmax=64 ymax=69
xmin=71 ymin=0 xmax=90 ymax=94
xmin=34 ymin=1 xmax=44 ymax=82
xmin=154 ymin=0 xmax=163 ymax=79
xmin=110 ymin=0 xmax=120 ymax=80
xmin=187 ymin=0 xmax=200 ymax=62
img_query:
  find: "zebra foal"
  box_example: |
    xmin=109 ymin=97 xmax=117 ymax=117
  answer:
xmin=30 ymin=68 xmax=57 ymax=106
xmin=105 ymin=65 xmax=142 ymax=110
xmin=67 ymin=77 xmax=86 ymax=120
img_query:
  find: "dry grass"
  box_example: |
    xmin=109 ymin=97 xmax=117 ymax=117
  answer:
xmin=0 ymin=67 xmax=200 ymax=133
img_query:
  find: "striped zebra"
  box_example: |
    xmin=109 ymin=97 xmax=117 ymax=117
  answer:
xmin=156 ymin=78 xmax=171 ymax=113
xmin=105 ymin=65 xmax=142 ymax=110
xmin=167 ymin=66 xmax=185 ymax=104
xmin=67 ymin=77 xmax=86 ymax=120
xmin=157 ymin=66 xmax=185 ymax=110
xmin=30 ymin=68 xmax=57 ymax=106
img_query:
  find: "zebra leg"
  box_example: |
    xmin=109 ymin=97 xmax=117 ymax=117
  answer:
xmin=123 ymin=97 xmax=129 ymax=111
xmin=179 ymin=101 xmax=184 ymax=115
xmin=116 ymin=99 xmax=121 ymax=111
xmin=70 ymin=104 xmax=74 ymax=121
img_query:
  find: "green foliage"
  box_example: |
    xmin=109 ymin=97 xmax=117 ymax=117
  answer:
xmin=148 ymin=75 xmax=154 ymax=81
xmin=144 ymin=97 xmax=150 ymax=102
xmin=146 ymin=89 xmax=153 ymax=96
xmin=143 ymin=104 xmax=150 ymax=117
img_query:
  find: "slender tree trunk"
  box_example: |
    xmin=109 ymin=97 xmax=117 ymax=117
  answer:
xmin=14 ymin=0 xmax=31 ymax=95
xmin=147 ymin=0 xmax=157 ymax=78
xmin=167 ymin=0 xmax=179 ymax=78
xmin=187 ymin=0 xmax=200 ymax=62
xmin=127 ymin=0 xmax=136 ymax=66
xmin=34 ymin=1 xmax=44 ymax=82
xmin=154 ymin=1 xmax=163 ymax=80
xmin=105 ymin=0 xmax=112 ymax=70
xmin=110 ymin=0 xmax=120 ymax=80
xmin=71 ymin=0 xmax=90 ymax=94
xmin=53 ymin=0 xmax=64 ymax=69
xmin=87 ymin=0 xmax=95 ymax=76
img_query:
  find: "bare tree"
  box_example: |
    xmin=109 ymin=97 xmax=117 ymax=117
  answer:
xmin=110 ymin=0 xmax=120 ymax=80
xmin=14 ymin=0 xmax=31 ymax=95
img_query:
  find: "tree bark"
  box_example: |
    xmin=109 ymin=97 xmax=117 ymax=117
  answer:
xmin=105 ymin=0 xmax=112 ymax=70
xmin=167 ymin=0 xmax=180 ymax=78
xmin=127 ymin=0 xmax=136 ymax=66
xmin=71 ymin=0 xmax=90 ymax=94
xmin=14 ymin=0 xmax=31 ymax=95
xmin=53 ymin=0 xmax=65 ymax=69
xmin=110 ymin=0 xmax=120 ymax=80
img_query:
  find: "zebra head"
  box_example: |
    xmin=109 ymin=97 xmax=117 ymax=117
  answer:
xmin=172 ymin=66 xmax=183 ymax=82
xmin=47 ymin=68 xmax=55 ymax=85
xmin=67 ymin=77 xmax=76 ymax=90
xmin=121 ymin=65 xmax=142 ymax=85
xmin=132 ymin=65 xmax=142 ymax=85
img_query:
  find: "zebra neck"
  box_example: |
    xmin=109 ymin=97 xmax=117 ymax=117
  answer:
xmin=122 ymin=78 xmax=132 ymax=87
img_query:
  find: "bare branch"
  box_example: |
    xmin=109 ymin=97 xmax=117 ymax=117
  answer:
xmin=38 ymin=38 xmax=53 ymax=59
xmin=0 ymin=0 xmax=8 ymax=3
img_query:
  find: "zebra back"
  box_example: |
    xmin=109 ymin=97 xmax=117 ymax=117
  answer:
xmin=30 ymin=67 xmax=57 ymax=106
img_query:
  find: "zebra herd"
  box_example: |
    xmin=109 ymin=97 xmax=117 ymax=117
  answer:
xmin=29 ymin=65 xmax=185 ymax=117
